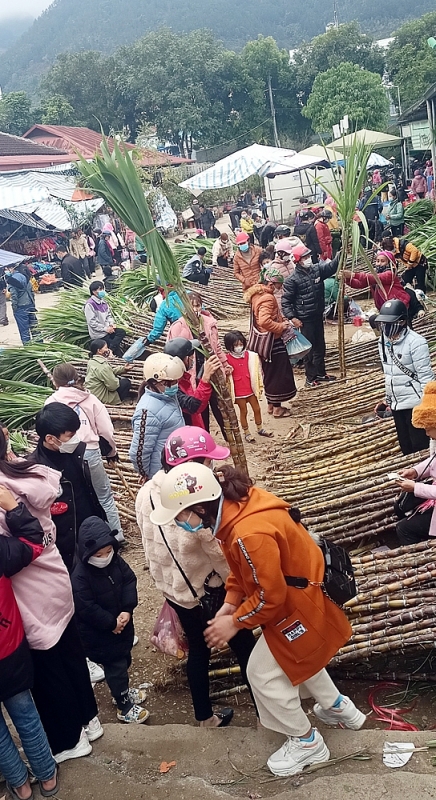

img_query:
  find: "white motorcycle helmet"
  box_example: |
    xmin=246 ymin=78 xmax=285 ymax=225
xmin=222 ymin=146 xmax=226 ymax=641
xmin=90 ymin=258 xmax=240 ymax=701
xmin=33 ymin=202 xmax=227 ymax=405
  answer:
xmin=142 ymin=353 xmax=185 ymax=382
xmin=149 ymin=462 xmax=222 ymax=526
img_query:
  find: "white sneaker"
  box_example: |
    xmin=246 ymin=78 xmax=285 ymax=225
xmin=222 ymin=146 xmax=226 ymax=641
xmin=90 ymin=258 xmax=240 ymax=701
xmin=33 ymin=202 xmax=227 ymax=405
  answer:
xmin=133 ymin=634 xmax=139 ymax=646
xmin=85 ymin=715 xmax=104 ymax=742
xmin=87 ymin=659 xmax=105 ymax=684
xmin=117 ymin=704 xmax=150 ymax=724
xmin=267 ymin=729 xmax=329 ymax=776
xmin=112 ymin=687 xmax=147 ymax=705
xmin=54 ymin=729 xmax=92 ymax=764
xmin=313 ymin=695 xmax=366 ymax=730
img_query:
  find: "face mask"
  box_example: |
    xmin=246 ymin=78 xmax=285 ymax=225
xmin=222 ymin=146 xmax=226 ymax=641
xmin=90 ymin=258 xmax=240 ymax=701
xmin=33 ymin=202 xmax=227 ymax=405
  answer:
xmin=101 ymin=350 xmax=110 ymax=358
xmin=97 ymin=290 xmax=106 ymax=299
xmin=164 ymin=384 xmax=179 ymax=397
xmin=175 ymin=517 xmax=204 ymax=533
xmin=239 ymin=243 xmax=249 ymax=253
xmin=382 ymin=321 xmax=404 ymax=340
xmin=279 ymin=254 xmax=291 ymax=262
xmin=58 ymin=433 xmax=81 ymax=453
xmin=4 ymin=270 xmax=11 ymax=277
xmin=233 ymin=345 xmax=245 ymax=355
xmin=300 ymin=258 xmax=312 ymax=268
xmin=88 ymin=549 xmax=114 ymax=568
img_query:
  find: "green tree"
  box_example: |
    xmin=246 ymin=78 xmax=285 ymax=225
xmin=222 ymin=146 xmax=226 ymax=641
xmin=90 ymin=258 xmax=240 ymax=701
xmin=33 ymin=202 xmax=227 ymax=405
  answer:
xmin=302 ymin=62 xmax=389 ymax=134
xmin=0 ymin=91 xmax=32 ymax=135
xmin=40 ymin=94 xmax=75 ymax=125
xmin=293 ymin=23 xmax=385 ymax=108
xmin=386 ymin=12 xmax=436 ymax=110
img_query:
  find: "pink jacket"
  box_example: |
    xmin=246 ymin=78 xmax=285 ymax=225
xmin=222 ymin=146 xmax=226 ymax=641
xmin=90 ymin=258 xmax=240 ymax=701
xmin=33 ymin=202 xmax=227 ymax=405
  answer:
xmin=412 ymin=453 xmax=436 ymax=538
xmin=0 ymin=464 xmax=74 ymax=649
xmin=45 ymin=386 xmax=117 ymax=456
xmin=167 ymin=310 xmax=231 ymax=391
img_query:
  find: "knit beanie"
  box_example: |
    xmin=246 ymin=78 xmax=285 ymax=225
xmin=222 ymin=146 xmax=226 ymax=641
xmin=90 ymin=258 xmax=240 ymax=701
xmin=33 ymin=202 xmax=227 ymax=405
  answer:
xmin=412 ymin=382 xmax=436 ymax=429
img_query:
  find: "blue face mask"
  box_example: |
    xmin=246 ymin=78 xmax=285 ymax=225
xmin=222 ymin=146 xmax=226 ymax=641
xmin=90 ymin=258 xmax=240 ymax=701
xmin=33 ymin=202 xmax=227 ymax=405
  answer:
xmin=164 ymin=384 xmax=179 ymax=397
xmin=239 ymin=243 xmax=249 ymax=253
xmin=176 ymin=518 xmax=204 ymax=533
xmin=97 ymin=290 xmax=106 ymax=299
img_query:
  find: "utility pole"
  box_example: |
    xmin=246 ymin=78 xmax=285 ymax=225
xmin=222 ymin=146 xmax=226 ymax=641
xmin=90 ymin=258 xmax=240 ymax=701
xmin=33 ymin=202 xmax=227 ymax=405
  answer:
xmin=333 ymin=0 xmax=339 ymax=28
xmin=268 ymin=75 xmax=281 ymax=148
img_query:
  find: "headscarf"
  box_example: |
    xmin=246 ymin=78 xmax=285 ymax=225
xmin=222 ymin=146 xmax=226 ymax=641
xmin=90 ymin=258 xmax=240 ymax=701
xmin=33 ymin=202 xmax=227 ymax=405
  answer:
xmin=377 ymin=250 xmax=397 ymax=269
xmin=261 ymin=265 xmax=284 ymax=284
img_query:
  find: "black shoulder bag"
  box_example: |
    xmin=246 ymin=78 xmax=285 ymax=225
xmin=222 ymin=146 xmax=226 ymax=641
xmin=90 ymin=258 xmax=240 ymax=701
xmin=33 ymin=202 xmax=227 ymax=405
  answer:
xmin=285 ymin=537 xmax=357 ymax=607
xmin=150 ymin=496 xmax=225 ymax=623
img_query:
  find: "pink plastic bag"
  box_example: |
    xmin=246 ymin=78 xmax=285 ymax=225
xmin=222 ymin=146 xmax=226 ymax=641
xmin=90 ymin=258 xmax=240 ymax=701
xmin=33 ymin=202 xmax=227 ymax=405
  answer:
xmin=150 ymin=601 xmax=188 ymax=658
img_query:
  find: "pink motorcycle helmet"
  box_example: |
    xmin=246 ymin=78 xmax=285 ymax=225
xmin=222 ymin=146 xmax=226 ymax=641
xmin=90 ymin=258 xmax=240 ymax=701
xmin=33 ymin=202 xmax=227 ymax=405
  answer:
xmin=292 ymin=241 xmax=312 ymax=262
xmin=164 ymin=426 xmax=230 ymax=466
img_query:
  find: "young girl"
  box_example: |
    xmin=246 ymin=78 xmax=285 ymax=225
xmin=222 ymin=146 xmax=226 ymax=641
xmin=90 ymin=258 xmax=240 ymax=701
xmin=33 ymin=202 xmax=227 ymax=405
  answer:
xmin=224 ymin=330 xmax=273 ymax=443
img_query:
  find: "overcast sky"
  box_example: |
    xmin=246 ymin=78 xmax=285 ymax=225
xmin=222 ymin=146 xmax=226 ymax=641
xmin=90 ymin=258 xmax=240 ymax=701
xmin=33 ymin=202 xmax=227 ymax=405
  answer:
xmin=1 ymin=0 xmax=52 ymax=19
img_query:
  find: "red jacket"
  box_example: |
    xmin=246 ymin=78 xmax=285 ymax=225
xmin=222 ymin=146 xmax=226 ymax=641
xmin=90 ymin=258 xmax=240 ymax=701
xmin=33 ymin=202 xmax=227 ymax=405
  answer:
xmin=347 ymin=270 xmax=410 ymax=311
xmin=178 ymin=373 xmax=212 ymax=428
xmin=314 ymin=220 xmax=332 ymax=260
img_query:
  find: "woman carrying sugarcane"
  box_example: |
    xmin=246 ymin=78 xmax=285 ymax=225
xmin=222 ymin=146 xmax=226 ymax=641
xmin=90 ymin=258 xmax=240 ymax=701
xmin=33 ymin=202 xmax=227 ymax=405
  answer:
xmin=150 ymin=461 xmax=365 ymax=777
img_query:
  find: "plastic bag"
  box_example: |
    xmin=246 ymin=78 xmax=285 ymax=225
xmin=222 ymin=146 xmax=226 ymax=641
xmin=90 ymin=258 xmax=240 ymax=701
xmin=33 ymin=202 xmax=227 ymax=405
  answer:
xmin=123 ymin=337 xmax=147 ymax=363
xmin=150 ymin=600 xmax=188 ymax=658
xmin=285 ymin=330 xmax=312 ymax=364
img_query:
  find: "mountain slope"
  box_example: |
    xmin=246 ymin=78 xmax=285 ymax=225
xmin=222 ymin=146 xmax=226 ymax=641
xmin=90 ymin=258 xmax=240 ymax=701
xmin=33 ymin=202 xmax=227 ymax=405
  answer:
xmin=1 ymin=0 xmax=435 ymax=95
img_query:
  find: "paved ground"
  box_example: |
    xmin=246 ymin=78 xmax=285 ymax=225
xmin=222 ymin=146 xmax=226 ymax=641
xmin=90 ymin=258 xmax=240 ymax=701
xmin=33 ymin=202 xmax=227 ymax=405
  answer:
xmin=22 ymin=726 xmax=436 ymax=799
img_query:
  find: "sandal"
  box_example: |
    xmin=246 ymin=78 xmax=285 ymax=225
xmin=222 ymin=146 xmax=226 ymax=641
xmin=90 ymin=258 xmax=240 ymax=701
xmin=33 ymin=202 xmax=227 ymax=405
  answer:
xmin=267 ymin=404 xmax=274 ymax=415
xmin=257 ymin=428 xmax=274 ymax=437
xmin=273 ymin=408 xmax=292 ymax=418
xmin=244 ymin=433 xmax=256 ymax=443
xmin=39 ymin=767 xmax=59 ymax=798
xmin=6 ymin=781 xmax=33 ymax=800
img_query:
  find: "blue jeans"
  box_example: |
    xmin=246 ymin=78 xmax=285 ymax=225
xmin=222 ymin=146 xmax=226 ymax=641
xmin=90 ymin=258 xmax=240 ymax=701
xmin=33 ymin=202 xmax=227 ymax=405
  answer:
xmin=84 ymin=447 xmax=123 ymax=536
xmin=0 ymin=690 xmax=56 ymax=787
xmin=13 ymin=305 xmax=41 ymax=345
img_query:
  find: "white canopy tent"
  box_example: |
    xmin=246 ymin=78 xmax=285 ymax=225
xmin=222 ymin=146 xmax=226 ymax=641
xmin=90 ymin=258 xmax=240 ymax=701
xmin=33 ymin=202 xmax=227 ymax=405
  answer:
xmin=179 ymin=144 xmax=326 ymax=195
xmin=329 ymin=128 xmax=402 ymax=151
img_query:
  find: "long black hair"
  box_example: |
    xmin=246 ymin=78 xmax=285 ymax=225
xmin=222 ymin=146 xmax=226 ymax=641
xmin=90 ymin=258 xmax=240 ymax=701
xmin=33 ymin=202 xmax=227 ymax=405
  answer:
xmin=0 ymin=428 xmax=37 ymax=478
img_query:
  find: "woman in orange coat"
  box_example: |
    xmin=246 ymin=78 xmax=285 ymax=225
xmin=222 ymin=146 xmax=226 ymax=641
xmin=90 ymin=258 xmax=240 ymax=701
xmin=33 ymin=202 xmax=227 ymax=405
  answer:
xmin=244 ymin=266 xmax=296 ymax=418
xmin=150 ymin=463 xmax=365 ymax=778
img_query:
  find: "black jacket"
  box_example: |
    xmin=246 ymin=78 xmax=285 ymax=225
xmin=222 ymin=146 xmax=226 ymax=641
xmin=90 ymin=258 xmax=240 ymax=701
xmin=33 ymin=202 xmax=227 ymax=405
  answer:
xmin=281 ymin=255 xmax=340 ymax=321
xmin=71 ymin=517 xmax=137 ymax=663
xmin=60 ymin=254 xmax=85 ymax=287
xmin=294 ymin=222 xmax=322 ymax=260
xmin=0 ymin=504 xmax=45 ymax=700
xmin=29 ymin=441 xmax=106 ymax=573
xmin=259 ymin=223 xmax=276 ymax=248
xmin=200 ymin=208 xmax=215 ymax=232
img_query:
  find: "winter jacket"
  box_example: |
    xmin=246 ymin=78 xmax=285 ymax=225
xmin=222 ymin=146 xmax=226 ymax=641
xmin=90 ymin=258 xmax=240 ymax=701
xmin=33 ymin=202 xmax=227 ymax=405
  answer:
xmin=45 ymin=385 xmax=117 ymax=456
xmin=136 ymin=470 xmax=229 ymax=609
xmin=347 ymin=270 xmax=410 ymax=311
xmin=129 ymin=389 xmax=184 ymax=479
xmin=6 ymin=272 xmax=35 ymax=311
xmin=167 ymin=310 xmax=231 ymax=384
xmin=72 ymin=517 xmax=137 ymax=663
xmin=259 ymin=223 xmax=277 ymax=248
xmin=60 ymin=254 xmax=85 ymax=287
xmin=411 ymin=174 xmax=427 ymax=196
xmin=294 ymin=222 xmax=322 ymax=260
xmin=233 ymin=245 xmax=263 ymax=291
xmin=270 ymin=256 xmax=294 ymax=283
xmin=96 ymin=238 xmax=114 ymax=266
xmin=29 ymin=440 xmax=106 ymax=573
xmin=281 ymin=256 xmax=339 ymax=321
xmin=177 ymin=372 xmax=211 ymax=428
xmin=387 ymin=199 xmax=405 ymax=226
xmin=212 ymin=237 xmax=234 ymax=265
xmin=0 ymin=464 xmax=74 ymax=650
xmin=240 ymin=217 xmax=254 ymax=236
xmin=411 ymin=453 xmax=436 ymax=538
xmin=85 ymin=355 xmax=126 ymax=406
xmin=84 ymin=296 xmax=116 ymax=341
xmin=147 ymin=291 xmax=183 ymax=344
xmin=393 ymin=238 xmax=422 ymax=267
xmin=216 ymin=486 xmax=351 ymax=685
xmin=359 ymin=194 xmax=382 ymax=222
xmin=244 ymin=284 xmax=288 ymax=340
xmin=200 ymin=208 xmax=215 ymax=232
xmin=0 ymin=504 xmax=44 ymax=700
xmin=314 ymin=220 xmax=332 ymax=261
xmin=69 ymin=235 xmax=88 ymax=260
xmin=182 ymin=255 xmax=208 ymax=281
xmin=378 ymin=328 xmax=434 ymax=411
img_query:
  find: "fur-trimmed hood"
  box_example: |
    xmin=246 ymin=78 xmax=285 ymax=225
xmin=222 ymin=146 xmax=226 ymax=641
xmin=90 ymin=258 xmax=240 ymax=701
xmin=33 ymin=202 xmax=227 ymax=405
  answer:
xmin=243 ymin=284 xmax=273 ymax=304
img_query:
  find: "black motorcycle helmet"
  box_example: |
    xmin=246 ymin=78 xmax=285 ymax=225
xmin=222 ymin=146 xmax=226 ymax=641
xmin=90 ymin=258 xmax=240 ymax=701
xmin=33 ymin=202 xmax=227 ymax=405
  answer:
xmin=375 ymin=299 xmax=408 ymax=323
xmin=275 ymin=224 xmax=291 ymax=238
xmin=164 ymin=337 xmax=200 ymax=360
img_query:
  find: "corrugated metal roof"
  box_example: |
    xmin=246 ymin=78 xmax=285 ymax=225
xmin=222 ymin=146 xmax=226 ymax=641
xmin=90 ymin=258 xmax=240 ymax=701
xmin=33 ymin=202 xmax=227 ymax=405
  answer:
xmin=0 ymin=248 xmax=26 ymax=268
xmin=0 ymin=132 xmax=67 ymax=157
xmin=0 ymin=208 xmax=51 ymax=230
xmin=31 ymin=197 xmax=104 ymax=230
xmin=0 ymin=173 xmax=49 ymax=210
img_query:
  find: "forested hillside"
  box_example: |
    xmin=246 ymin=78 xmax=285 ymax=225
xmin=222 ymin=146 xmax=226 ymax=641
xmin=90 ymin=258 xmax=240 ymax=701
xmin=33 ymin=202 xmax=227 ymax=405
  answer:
xmin=1 ymin=0 xmax=435 ymax=94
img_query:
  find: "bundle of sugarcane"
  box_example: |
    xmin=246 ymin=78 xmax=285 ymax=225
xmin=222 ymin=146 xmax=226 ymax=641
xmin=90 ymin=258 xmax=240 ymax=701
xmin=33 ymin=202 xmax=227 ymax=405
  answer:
xmin=0 ymin=343 xmax=86 ymax=386
xmin=172 ymin=239 xmax=214 ymax=270
xmin=290 ymin=371 xmax=385 ymax=424
xmin=404 ymin=199 xmax=435 ymax=229
xmin=0 ymin=380 xmax=51 ymax=429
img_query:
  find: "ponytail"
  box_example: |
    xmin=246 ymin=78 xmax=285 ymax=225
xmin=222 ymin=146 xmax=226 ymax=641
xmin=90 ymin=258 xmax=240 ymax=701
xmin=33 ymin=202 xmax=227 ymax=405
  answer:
xmin=213 ymin=465 xmax=253 ymax=501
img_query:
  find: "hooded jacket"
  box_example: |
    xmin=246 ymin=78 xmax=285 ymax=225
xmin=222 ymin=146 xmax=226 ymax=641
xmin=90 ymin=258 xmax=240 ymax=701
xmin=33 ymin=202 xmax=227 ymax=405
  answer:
xmin=347 ymin=269 xmax=411 ymax=311
xmin=45 ymin=385 xmax=116 ymax=456
xmin=29 ymin=440 xmax=106 ymax=573
xmin=294 ymin=222 xmax=322 ymax=260
xmin=60 ymin=254 xmax=85 ymax=287
xmin=177 ymin=372 xmax=211 ymax=428
xmin=84 ymin=296 xmax=115 ymax=340
xmin=0 ymin=503 xmax=44 ymax=700
xmin=0 ymin=464 xmax=74 ymax=650
xmin=96 ymin=237 xmax=114 ymax=266
xmin=85 ymin=355 xmax=126 ymax=406
xmin=233 ymin=245 xmax=262 ymax=291
xmin=136 ymin=470 xmax=229 ymax=608
xmin=147 ymin=291 xmax=183 ymax=344
xmin=378 ymin=327 xmax=434 ymax=411
xmin=281 ymin=256 xmax=339 ymax=321
xmin=244 ymin=284 xmax=288 ymax=340
xmin=7 ymin=272 xmax=35 ymax=310
xmin=167 ymin=311 xmax=230 ymax=386
xmin=129 ymin=389 xmax=184 ymax=479
xmin=314 ymin=220 xmax=333 ymax=261
xmin=72 ymin=517 xmax=137 ymax=663
xmin=411 ymin=172 xmax=427 ymax=196
xmin=216 ymin=485 xmax=352 ymax=685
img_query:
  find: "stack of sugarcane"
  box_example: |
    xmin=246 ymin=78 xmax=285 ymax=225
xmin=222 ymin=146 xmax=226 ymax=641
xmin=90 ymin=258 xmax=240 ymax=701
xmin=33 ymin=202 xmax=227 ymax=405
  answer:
xmin=290 ymin=372 xmax=385 ymax=424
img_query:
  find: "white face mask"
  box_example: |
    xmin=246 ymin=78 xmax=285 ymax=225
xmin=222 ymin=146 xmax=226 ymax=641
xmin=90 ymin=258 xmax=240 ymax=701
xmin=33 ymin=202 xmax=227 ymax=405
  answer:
xmin=88 ymin=549 xmax=114 ymax=568
xmin=58 ymin=433 xmax=81 ymax=453
xmin=233 ymin=345 xmax=245 ymax=355
xmin=301 ymin=258 xmax=312 ymax=268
